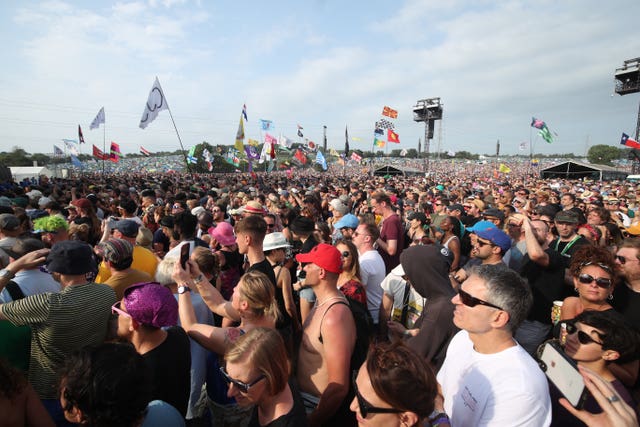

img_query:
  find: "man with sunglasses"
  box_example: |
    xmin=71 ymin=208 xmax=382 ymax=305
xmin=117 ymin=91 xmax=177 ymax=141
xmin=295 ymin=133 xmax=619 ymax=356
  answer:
xmin=437 ymin=265 xmax=552 ymax=426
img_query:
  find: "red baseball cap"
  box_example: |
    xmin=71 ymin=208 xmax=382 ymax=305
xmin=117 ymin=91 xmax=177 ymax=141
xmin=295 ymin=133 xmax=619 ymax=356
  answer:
xmin=296 ymin=243 xmax=343 ymax=274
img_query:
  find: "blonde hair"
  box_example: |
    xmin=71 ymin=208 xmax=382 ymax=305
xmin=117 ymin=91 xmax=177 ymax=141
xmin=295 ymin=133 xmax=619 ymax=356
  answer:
xmin=238 ymin=271 xmax=280 ymax=322
xmin=225 ymin=327 xmax=289 ymax=395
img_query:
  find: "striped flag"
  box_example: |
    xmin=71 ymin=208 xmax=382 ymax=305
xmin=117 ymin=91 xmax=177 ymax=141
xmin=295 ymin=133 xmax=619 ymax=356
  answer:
xmin=140 ymin=146 xmax=151 ymax=156
xmin=93 ymin=144 xmax=108 ymax=160
xmin=109 ymin=142 xmax=121 ymax=163
xmin=350 ymin=152 xmax=362 ymax=162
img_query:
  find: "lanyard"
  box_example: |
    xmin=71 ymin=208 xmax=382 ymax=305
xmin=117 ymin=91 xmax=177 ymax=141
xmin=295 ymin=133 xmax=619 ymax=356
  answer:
xmin=554 ymin=234 xmax=580 ymax=256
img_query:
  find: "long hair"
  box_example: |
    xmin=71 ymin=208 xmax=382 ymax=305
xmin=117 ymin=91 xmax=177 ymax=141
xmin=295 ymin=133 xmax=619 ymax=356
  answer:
xmin=336 ymin=239 xmax=361 ymax=281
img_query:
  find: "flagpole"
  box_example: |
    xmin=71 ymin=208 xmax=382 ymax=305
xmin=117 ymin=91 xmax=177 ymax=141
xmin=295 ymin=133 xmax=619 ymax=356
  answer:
xmin=102 ymin=122 xmax=105 ymax=176
xmin=166 ymin=108 xmax=193 ymax=178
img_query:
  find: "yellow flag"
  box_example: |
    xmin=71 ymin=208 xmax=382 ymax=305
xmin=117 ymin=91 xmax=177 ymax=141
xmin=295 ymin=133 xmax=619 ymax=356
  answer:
xmin=235 ymin=114 xmax=245 ymax=151
xmin=329 ymin=148 xmax=339 ymax=156
xmin=248 ymin=139 xmax=260 ymax=146
xmin=499 ymin=163 xmax=511 ymax=173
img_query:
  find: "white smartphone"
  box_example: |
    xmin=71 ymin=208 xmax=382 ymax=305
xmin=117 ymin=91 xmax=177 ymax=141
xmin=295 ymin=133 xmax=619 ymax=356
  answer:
xmin=538 ymin=341 xmax=589 ymax=408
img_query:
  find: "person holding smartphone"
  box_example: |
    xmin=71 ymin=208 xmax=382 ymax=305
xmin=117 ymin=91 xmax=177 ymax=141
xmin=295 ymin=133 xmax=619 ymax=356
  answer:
xmin=550 ymin=310 xmax=640 ymax=426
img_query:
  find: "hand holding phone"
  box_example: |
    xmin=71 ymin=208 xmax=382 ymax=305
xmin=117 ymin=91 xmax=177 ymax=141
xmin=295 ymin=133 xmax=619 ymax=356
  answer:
xmin=538 ymin=341 xmax=589 ymax=408
xmin=180 ymin=243 xmax=190 ymax=269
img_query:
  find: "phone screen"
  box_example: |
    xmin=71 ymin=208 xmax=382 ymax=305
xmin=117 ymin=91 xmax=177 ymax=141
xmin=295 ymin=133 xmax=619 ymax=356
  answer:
xmin=180 ymin=243 xmax=190 ymax=269
xmin=539 ymin=342 xmax=588 ymax=408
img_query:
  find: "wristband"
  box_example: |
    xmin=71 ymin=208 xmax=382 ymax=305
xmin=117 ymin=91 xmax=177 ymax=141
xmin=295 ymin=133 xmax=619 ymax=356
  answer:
xmin=0 ymin=269 xmax=15 ymax=280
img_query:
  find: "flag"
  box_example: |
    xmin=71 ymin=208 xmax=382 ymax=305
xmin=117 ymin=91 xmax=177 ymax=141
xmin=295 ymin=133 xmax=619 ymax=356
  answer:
xmin=538 ymin=127 xmax=553 ymax=143
xmin=278 ymin=135 xmax=293 ymax=148
xmin=447 ymin=150 xmax=456 ymax=157
xmin=242 ymin=104 xmax=248 ymax=121
xmin=329 ymin=148 xmax=339 ymax=156
xmin=294 ymin=149 xmax=308 ymax=165
xmin=71 ymin=155 xmax=83 ymax=168
xmin=499 ymin=163 xmax=511 ymax=173
xmin=519 ymin=141 xmax=528 ymax=151
xmin=297 ymin=124 xmax=304 ymax=138
xmin=187 ymin=146 xmax=198 ymax=164
xmin=621 ymin=133 xmax=640 ymax=149
xmin=345 ymin=126 xmax=350 ymax=157
xmin=316 ymin=151 xmax=328 ymax=171
xmin=374 ymin=137 xmax=385 ymax=148
xmin=235 ymin=114 xmax=245 ymax=151
xmin=248 ymin=139 xmax=260 ymax=146
xmin=375 ymin=118 xmax=395 ymax=130
xmin=78 ymin=125 xmax=85 ymax=143
xmin=531 ymin=158 xmax=540 ymax=167
xmin=307 ymin=140 xmax=317 ymax=151
xmin=382 ymin=106 xmax=398 ymax=119
xmin=531 ymin=117 xmax=546 ymax=130
xmin=202 ymin=148 xmax=213 ymax=171
xmin=374 ymin=127 xmax=384 ymax=136
xmin=93 ymin=144 xmax=108 ymax=160
xmin=351 ymin=152 xmax=362 ymax=162
xmin=62 ymin=140 xmax=79 ymax=155
xmin=90 ymin=107 xmax=105 ymax=130
xmin=53 ymin=145 xmax=64 ymax=157
xmin=139 ymin=77 xmax=169 ymax=129
xmin=109 ymin=142 xmax=121 ymax=163
xmin=400 ymin=148 xmax=408 ymax=157
xmin=260 ymin=119 xmax=273 ymax=131
xmin=387 ymin=129 xmax=400 ymax=143
xmin=140 ymin=146 xmax=151 ymax=156
xmin=245 ymin=145 xmax=260 ymax=160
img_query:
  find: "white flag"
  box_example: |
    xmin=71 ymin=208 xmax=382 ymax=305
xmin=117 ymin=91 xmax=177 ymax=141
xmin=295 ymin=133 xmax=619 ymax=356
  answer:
xmin=400 ymin=148 xmax=408 ymax=157
xmin=139 ymin=77 xmax=169 ymax=129
xmin=447 ymin=150 xmax=456 ymax=157
xmin=519 ymin=141 xmax=528 ymax=151
xmin=90 ymin=107 xmax=105 ymax=130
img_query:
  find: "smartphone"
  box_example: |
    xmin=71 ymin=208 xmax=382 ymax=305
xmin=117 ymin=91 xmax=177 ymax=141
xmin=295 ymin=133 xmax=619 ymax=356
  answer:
xmin=180 ymin=243 xmax=190 ymax=269
xmin=538 ymin=341 xmax=589 ymax=408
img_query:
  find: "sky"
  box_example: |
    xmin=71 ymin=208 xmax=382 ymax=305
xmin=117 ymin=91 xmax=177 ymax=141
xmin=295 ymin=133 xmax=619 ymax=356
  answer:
xmin=1 ymin=0 xmax=640 ymax=157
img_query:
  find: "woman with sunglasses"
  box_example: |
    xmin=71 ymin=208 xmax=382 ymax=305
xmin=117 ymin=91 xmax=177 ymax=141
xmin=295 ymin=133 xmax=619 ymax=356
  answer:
xmin=561 ymin=246 xmax=617 ymax=322
xmin=350 ymin=341 xmax=447 ymax=427
xmin=550 ymin=310 xmax=640 ymax=426
xmin=335 ymin=239 xmax=367 ymax=307
xmin=223 ymin=327 xmax=308 ymax=427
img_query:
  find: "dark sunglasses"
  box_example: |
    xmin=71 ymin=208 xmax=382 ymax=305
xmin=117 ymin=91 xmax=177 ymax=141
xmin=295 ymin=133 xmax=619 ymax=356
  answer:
xmin=577 ymin=273 xmax=612 ymax=289
xmin=352 ymin=372 xmax=402 ymax=418
xmin=615 ymin=255 xmax=639 ymax=265
xmin=476 ymin=239 xmax=494 ymax=248
xmin=266 ymin=223 xmax=275 ymax=228
xmin=458 ymin=288 xmax=503 ymax=311
xmin=341 ymin=251 xmax=351 ymax=258
xmin=219 ymin=367 xmax=265 ymax=394
xmin=565 ymin=322 xmax=603 ymax=346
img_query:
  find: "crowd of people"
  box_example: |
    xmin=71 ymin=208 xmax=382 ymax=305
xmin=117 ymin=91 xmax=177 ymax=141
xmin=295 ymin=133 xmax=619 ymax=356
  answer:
xmin=0 ymin=166 xmax=639 ymax=427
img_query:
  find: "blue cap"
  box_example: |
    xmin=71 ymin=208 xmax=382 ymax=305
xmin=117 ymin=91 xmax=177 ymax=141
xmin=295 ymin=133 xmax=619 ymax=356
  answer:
xmin=466 ymin=220 xmax=498 ymax=233
xmin=334 ymin=213 xmax=359 ymax=230
xmin=474 ymin=228 xmax=511 ymax=252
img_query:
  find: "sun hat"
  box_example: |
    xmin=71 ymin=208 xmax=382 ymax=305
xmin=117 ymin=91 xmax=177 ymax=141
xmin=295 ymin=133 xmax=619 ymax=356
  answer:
xmin=123 ymin=282 xmax=178 ymax=328
xmin=263 ymin=232 xmax=291 ymax=251
xmin=209 ymin=221 xmax=236 ymax=246
xmin=295 ymin=243 xmax=343 ymax=274
xmin=243 ymin=201 xmax=267 ymax=215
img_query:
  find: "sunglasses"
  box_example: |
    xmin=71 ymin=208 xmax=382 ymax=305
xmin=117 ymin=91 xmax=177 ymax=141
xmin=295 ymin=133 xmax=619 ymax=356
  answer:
xmin=172 ymin=204 xmax=182 ymax=209
xmin=615 ymin=255 xmax=639 ymax=265
xmin=212 ymin=209 xmax=221 ymax=213
xmin=476 ymin=239 xmax=494 ymax=248
xmin=458 ymin=288 xmax=504 ymax=311
xmin=352 ymin=372 xmax=402 ymax=419
xmin=111 ymin=301 xmax=131 ymax=318
xmin=266 ymin=223 xmax=275 ymax=228
xmin=577 ymin=273 xmax=612 ymax=289
xmin=565 ymin=322 xmax=603 ymax=346
xmin=341 ymin=251 xmax=351 ymax=258
xmin=219 ymin=367 xmax=265 ymax=394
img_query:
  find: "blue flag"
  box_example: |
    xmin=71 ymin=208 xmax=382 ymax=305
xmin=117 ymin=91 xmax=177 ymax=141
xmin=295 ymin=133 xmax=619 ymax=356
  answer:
xmin=71 ymin=155 xmax=83 ymax=168
xmin=260 ymin=119 xmax=273 ymax=131
xmin=316 ymin=151 xmax=327 ymax=171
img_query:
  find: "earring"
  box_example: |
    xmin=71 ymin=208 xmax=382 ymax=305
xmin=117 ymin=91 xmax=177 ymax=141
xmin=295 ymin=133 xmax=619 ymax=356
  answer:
xmin=574 ymin=287 xmax=579 ymax=294
xmin=608 ymin=294 xmax=613 ymax=301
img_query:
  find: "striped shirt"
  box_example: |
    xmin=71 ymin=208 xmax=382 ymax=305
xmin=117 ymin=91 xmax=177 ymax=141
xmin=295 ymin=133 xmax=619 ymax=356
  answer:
xmin=0 ymin=282 xmax=116 ymax=398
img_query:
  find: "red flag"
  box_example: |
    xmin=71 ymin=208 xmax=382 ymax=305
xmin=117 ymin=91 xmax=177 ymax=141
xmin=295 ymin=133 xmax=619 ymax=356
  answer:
xmin=387 ymin=129 xmax=400 ymax=143
xmin=382 ymin=106 xmax=398 ymax=119
xmin=350 ymin=152 xmax=362 ymax=162
xmin=294 ymin=149 xmax=307 ymax=164
xmin=140 ymin=146 xmax=151 ymax=156
xmin=110 ymin=142 xmax=121 ymax=163
xmin=92 ymin=145 xmax=107 ymax=160
xmin=621 ymin=133 xmax=640 ymax=149
xmin=78 ymin=125 xmax=85 ymax=144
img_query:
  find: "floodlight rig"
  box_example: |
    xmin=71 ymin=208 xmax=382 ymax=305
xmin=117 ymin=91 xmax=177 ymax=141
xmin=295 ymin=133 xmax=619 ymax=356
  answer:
xmin=413 ymin=97 xmax=443 ymax=173
xmin=614 ymin=57 xmax=640 ymax=173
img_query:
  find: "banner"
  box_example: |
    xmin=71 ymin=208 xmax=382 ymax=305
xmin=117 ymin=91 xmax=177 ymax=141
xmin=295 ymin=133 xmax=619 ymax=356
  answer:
xmin=139 ymin=77 xmax=169 ymax=129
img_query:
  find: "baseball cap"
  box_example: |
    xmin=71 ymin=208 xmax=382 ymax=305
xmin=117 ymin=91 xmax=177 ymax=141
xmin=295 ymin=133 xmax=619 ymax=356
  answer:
xmin=334 ymin=214 xmax=359 ymax=230
xmin=296 ymin=243 xmax=343 ymax=274
xmin=113 ymin=219 xmax=140 ymax=238
xmin=46 ymin=241 xmax=97 ymax=275
xmin=474 ymin=228 xmax=511 ymax=252
xmin=482 ymin=208 xmax=505 ymax=221
xmin=467 ymin=220 xmax=498 ymax=233
xmin=123 ymin=282 xmax=178 ymax=328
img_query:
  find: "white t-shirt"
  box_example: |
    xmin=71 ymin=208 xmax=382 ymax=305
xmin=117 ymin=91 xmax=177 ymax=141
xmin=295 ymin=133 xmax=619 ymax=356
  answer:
xmin=358 ymin=249 xmax=386 ymax=324
xmin=380 ymin=272 xmax=425 ymax=329
xmin=437 ymin=330 xmax=551 ymax=427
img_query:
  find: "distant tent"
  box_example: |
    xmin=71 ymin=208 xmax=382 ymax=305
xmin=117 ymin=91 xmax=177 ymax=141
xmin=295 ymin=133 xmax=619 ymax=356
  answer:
xmin=9 ymin=166 xmax=54 ymax=182
xmin=373 ymin=165 xmax=423 ymax=177
xmin=539 ymin=161 xmax=627 ymax=180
